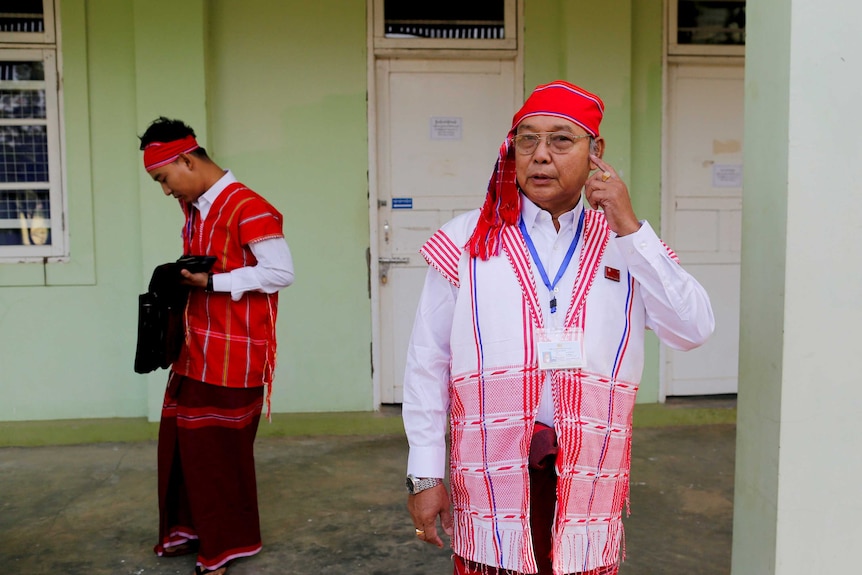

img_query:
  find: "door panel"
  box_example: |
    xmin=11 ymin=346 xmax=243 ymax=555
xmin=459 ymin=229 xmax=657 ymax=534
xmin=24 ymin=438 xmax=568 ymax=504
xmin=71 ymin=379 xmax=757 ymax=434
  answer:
xmin=375 ymin=58 xmax=518 ymax=403
xmin=665 ymin=63 xmax=744 ymax=396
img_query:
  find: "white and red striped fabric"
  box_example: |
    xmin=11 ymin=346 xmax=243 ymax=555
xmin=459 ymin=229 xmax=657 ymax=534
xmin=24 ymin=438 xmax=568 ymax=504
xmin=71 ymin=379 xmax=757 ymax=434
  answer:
xmin=420 ymin=208 xmax=646 ymax=574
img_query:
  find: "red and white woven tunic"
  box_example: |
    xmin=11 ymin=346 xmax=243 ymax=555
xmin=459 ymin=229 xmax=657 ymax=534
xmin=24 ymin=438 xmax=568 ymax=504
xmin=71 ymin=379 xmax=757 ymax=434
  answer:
xmin=414 ymin=205 xmax=712 ymax=574
xmin=172 ymin=182 xmax=284 ymax=388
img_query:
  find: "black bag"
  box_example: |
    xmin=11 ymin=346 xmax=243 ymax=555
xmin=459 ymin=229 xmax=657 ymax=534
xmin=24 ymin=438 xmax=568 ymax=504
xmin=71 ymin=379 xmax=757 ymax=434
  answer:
xmin=133 ymin=263 xmax=190 ymax=374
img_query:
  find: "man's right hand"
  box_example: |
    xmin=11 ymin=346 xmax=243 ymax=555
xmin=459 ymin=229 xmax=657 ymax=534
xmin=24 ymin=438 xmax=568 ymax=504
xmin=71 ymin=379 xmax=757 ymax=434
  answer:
xmin=407 ymin=483 xmax=453 ymax=548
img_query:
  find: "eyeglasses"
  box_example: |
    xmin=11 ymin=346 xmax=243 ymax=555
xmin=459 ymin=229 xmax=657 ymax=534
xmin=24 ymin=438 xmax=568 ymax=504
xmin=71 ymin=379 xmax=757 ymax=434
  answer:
xmin=512 ymin=132 xmax=591 ymax=155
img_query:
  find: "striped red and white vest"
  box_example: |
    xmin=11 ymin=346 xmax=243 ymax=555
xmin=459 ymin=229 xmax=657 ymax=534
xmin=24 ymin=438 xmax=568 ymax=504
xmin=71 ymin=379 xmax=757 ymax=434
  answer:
xmin=420 ymin=207 xmax=657 ymax=574
xmin=173 ymin=182 xmax=284 ymax=389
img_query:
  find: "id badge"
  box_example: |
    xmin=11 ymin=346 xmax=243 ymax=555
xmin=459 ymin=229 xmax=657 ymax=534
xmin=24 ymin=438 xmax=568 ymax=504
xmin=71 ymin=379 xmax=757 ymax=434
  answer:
xmin=536 ymin=327 xmax=586 ymax=370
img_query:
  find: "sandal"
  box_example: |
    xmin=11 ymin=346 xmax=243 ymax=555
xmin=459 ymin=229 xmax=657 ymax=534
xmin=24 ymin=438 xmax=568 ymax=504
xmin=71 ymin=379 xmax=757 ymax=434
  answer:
xmin=194 ymin=563 xmax=229 ymax=575
xmin=162 ymin=540 xmax=199 ymax=557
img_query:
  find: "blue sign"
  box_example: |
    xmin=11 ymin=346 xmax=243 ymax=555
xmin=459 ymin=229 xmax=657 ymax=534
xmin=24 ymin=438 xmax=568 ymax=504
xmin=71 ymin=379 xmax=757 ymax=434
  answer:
xmin=392 ymin=197 xmax=413 ymax=210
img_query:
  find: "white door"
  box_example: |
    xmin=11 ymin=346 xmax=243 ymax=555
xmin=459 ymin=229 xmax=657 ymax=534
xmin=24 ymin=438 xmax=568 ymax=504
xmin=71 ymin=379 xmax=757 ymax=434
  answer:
xmin=664 ymin=63 xmax=744 ymax=396
xmin=374 ymin=58 xmax=519 ymax=403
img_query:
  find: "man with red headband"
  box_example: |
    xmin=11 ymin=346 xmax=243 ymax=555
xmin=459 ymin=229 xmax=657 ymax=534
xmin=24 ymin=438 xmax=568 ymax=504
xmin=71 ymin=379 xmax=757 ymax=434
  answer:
xmin=139 ymin=117 xmax=294 ymax=575
xmin=402 ymin=81 xmax=714 ymax=575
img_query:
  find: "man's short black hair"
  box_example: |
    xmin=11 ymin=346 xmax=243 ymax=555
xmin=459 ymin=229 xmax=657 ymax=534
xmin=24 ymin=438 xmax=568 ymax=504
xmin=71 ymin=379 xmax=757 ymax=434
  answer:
xmin=138 ymin=116 xmax=209 ymax=159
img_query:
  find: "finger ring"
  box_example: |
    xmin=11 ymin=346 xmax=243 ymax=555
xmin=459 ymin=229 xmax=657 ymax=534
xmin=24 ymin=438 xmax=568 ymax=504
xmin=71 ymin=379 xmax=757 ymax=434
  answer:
xmin=415 ymin=528 xmax=425 ymax=536
xmin=601 ymin=171 xmax=611 ymax=182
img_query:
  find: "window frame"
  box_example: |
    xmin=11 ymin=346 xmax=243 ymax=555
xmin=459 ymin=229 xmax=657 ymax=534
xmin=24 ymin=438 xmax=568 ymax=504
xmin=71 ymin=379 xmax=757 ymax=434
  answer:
xmin=0 ymin=0 xmax=65 ymax=262
xmin=373 ymin=0 xmax=517 ymax=51
xmin=668 ymin=0 xmax=745 ymax=58
xmin=0 ymin=1 xmax=55 ymax=45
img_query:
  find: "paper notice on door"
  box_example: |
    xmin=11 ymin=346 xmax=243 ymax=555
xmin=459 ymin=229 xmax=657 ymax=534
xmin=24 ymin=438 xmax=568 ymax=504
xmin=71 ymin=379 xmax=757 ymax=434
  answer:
xmin=430 ymin=117 xmax=462 ymax=141
xmin=712 ymin=164 xmax=743 ymax=188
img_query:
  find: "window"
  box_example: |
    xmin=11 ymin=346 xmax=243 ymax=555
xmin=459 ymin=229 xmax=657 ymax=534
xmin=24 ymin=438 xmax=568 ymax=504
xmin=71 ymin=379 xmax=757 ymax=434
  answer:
xmin=1 ymin=0 xmax=55 ymax=44
xmin=669 ymin=0 xmax=745 ymax=57
xmin=373 ymin=0 xmax=517 ymax=51
xmin=0 ymin=0 xmax=64 ymax=259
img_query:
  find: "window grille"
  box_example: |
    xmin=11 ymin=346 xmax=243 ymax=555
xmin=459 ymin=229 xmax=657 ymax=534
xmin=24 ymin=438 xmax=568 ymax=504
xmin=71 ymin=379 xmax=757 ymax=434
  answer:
xmin=384 ymin=23 xmax=505 ymax=40
xmin=670 ymin=0 xmax=745 ymax=57
xmin=0 ymin=12 xmax=45 ymax=33
xmin=374 ymin=0 xmax=516 ymax=51
xmin=0 ymin=0 xmax=54 ymax=44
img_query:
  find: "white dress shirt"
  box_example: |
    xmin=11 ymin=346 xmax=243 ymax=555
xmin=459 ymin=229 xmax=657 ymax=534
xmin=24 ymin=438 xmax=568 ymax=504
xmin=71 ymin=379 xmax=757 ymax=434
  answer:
xmin=193 ymin=170 xmax=295 ymax=301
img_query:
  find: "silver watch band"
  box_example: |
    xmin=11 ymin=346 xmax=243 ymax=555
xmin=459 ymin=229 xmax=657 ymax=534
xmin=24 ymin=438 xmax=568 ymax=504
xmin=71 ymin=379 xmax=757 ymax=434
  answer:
xmin=406 ymin=474 xmax=442 ymax=494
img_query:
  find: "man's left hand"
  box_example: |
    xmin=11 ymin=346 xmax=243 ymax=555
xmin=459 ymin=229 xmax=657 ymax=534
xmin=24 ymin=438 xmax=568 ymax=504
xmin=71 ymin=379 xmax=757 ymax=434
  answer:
xmin=179 ymin=269 xmax=209 ymax=289
xmin=585 ymin=154 xmax=641 ymax=237
xmin=407 ymin=483 xmax=453 ymax=549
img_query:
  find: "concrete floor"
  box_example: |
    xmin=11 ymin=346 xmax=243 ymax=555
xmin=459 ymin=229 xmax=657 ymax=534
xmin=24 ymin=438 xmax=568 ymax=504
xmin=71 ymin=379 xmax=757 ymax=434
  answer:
xmin=0 ymin=407 xmax=735 ymax=575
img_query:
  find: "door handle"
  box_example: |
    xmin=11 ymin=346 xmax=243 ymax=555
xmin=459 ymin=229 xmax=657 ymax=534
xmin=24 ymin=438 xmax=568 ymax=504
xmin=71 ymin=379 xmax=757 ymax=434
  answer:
xmin=378 ymin=256 xmax=410 ymax=285
xmin=378 ymin=257 xmax=410 ymax=265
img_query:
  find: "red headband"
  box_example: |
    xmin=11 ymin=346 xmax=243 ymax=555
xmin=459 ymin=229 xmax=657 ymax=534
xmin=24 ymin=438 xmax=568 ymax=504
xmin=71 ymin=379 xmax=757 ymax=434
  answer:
xmin=143 ymin=135 xmax=200 ymax=172
xmin=511 ymin=81 xmax=604 ymax=137
xmin=467 ymin=81 xmax=604 ymax=260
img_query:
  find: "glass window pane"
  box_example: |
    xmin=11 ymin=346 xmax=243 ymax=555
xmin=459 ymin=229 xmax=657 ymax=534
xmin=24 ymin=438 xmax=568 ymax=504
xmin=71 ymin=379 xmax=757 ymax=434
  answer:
xmin=384 ymin=0 xmax=505 ymax=39
xmin=0 ymin=60 xmax=46 ymax=82
xmin=0 ymin=0 xmax=44 ymax=34
xmin=0 ymin=125 xmax=49 ymax=183
xmin=0 ymin=89 xmax=46 ymax=119
xmin=0 ymin=61 xmax=48 ymax=121
xmin=677 ymin=1 xmax=745 ymax=46
xmin=0 ymin=189 xmax=51 ymax=246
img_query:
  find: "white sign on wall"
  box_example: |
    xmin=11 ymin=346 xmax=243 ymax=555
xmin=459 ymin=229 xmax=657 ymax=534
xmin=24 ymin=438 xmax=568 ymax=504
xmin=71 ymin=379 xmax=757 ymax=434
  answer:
xmin=430 ymin=116 xmax=463 ymax=140
xmin=712 ymin=163 xmax=743 ymax=188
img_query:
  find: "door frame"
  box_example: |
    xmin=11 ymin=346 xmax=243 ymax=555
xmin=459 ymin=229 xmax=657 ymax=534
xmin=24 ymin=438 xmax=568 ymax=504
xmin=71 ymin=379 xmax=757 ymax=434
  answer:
xmin=366 ymin=0 xmax=524 ymax=407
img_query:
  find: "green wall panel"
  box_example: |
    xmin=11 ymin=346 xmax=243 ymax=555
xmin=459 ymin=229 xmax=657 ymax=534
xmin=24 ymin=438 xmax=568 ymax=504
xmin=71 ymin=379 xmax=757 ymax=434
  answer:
xmin=0 ymin=1 xmax=372 ymax=422
xmin=204 ymin=0 xmax=372 ymax=414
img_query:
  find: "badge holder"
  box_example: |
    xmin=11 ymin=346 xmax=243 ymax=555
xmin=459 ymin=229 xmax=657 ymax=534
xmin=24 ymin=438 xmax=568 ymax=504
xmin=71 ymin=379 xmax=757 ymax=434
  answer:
xmin=536 ymin=327 xmax=586 ymax=370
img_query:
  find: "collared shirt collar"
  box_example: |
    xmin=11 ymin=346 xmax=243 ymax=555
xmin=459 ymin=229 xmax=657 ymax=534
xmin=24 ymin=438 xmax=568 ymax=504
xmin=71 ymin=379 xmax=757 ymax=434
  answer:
xmin=193 ymin=169 xmax=236 ymax=221
xmin=519 ymin=192 xmax=583 ymax=231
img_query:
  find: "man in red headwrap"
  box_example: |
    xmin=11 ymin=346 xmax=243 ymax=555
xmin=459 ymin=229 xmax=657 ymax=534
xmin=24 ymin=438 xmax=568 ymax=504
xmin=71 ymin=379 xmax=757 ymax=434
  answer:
xmin=139 ymin=117 xmax=294 ymax=575
xmin=402 ymin=81 xmax=714 ymax=575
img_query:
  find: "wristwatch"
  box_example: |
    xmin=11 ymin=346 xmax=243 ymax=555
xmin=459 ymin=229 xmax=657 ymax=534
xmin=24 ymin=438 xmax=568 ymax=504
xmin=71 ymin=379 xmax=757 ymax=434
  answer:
xmin=406 ymin=474 xmax=442 ymax=495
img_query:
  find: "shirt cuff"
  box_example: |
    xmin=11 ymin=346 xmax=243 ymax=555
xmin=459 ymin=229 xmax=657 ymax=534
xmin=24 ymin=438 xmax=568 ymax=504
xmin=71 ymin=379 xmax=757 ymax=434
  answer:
xmin=406 ymin=444 xmax=448 ymax=479
xmin=614 ymin=220 xmax=663 ymax=261
xmin=211 ymin=272 xmax=231 ymax=294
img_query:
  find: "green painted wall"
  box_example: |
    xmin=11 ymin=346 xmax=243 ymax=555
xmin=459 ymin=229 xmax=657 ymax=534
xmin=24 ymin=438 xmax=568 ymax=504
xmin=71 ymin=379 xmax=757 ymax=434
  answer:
xmin=0 ymin=0 xmax=148 ymax=422
xmin=131 ymin=0 xmax=210 ymax=417
xmin=0 ymin=0 xmax=668 ymax=423
xmin=0 ymin=0 xmax=371 ymax=422
xmin=203 ymin=0 xmax=371 ymax=414
xmin=524 ymin=0 xmax=665 ymax=401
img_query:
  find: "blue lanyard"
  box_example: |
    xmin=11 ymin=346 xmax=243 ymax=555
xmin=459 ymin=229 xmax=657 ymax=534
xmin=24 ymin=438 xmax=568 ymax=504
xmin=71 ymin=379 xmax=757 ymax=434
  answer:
xmin=518 ymin=209 xmax=585 ymax=314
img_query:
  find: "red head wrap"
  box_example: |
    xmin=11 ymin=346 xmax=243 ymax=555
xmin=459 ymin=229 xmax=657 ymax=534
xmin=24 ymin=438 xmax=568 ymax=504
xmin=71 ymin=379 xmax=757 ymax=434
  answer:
xmin=467 ymin=81 xmax=605 ymax=260
xmin=143 ymin=135 xmax=200 ymax=172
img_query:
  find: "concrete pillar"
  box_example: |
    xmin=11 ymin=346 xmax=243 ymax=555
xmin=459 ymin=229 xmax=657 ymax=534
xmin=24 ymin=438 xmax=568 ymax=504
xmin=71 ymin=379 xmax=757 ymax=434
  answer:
xmin=732 ymin=0 xmax=862 ymax=572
